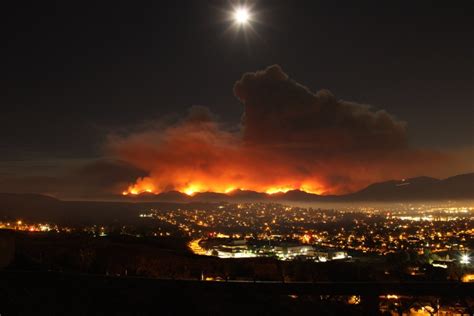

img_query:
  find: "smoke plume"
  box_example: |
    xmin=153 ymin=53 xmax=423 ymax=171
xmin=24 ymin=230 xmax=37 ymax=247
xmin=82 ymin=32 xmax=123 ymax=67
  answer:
xmin=111 ymin=65 xmax=460 ymax=196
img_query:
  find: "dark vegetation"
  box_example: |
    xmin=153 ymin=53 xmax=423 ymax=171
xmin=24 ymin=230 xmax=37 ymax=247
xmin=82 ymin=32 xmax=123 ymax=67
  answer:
xmin=1 ymin=231 xmax=473 ymax=315
xmin=1 ymin=230 xmax=467 ymax=283
xmin=5 ymin=230 xmax=382 ymax=282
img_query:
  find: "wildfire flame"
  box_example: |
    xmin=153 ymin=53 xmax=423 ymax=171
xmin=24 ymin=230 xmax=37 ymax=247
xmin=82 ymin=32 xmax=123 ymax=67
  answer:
xmin=122 ymin=179 xmax=324 ymax=196
xmin=265 ymin=186 xmax=295 ymax=195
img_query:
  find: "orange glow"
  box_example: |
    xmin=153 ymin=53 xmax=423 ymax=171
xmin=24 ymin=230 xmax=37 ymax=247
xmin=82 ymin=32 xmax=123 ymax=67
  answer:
xmin=123 ymin=178 xmax=157 ymax=196
xmin=224 ymin=187 xmax=236 ymax=193
xmin=183 ymin=184 xmax=203 ymax=196
xmin=301 ymin=234 xmax=312 ymax=244
xmin=123 ymin=188 xmax=140 ymax=195
xmin=300 ymin=184 xmax=324 ymax=195
xmin=462 ymin=274 xmax=474 ymax=283
xmin=114 ymin=118 xmax=334 ymax=197
xmin=265 ymin=186 xmax=294 ymax=195
xmin=123 ymin=179 xmax=326 ymax=196
xmin=114 ymin=114 xmax=337 ymax=197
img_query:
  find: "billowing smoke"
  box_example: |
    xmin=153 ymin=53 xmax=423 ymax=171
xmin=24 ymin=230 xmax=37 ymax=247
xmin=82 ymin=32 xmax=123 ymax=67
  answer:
xmin=110 ymin=65 xmax=459 ymax=196
xmin=235 ymin=65 xmax=407 ymax=150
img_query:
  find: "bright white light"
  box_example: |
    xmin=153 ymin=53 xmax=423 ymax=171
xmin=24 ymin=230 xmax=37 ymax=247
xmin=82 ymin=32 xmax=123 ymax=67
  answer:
xmin=234 ymin=8 xmax=250 ymax=24
xmin=461 ymin=254 xmax=470 ymax=264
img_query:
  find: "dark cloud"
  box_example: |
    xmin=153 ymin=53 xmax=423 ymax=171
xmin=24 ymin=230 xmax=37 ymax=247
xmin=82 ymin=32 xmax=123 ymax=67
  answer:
xmin=74 ymin=159 xmax=148 ymax=189
xmin=234 ymin=65 xmax=407 ymax=151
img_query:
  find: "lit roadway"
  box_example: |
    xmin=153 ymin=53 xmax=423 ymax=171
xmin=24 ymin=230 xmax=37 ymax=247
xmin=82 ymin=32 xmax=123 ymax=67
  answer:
xmin=187 ymin=238 xmax=208 ymax=255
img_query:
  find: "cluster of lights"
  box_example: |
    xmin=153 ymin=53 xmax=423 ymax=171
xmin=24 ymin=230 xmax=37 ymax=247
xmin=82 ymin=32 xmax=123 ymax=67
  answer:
xmin=0 ymin=220 xmax=55 ymax=232
xmin=460 ymin=254 xmax=471 ymax=265
xmin=137 ymin=203 xmax=473 ymax=260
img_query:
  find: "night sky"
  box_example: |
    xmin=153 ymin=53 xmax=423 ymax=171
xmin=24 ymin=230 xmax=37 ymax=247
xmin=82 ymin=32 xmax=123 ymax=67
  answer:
xmin=1 ymin=1 xmax=472 ymax=198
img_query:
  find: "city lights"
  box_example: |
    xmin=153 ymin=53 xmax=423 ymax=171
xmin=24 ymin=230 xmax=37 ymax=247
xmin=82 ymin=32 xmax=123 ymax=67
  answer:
xmin=461 ymin=254 xmax=471 ymax=265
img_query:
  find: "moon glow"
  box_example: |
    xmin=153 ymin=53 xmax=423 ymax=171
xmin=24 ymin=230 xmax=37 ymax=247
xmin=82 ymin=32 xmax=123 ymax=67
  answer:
xmin=234 ymin=8 xmax=250 ymax=24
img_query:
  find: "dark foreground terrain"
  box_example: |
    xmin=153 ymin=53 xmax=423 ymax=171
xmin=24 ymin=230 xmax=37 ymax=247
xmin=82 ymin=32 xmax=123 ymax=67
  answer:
xmin=2 ymin=270 xmax=474 ymax=316
xmin=1 ymin=231 xmax=473 ymax=315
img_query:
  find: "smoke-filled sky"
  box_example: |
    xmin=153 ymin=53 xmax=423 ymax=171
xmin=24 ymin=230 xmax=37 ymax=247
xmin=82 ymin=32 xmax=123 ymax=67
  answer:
xmin=0 ymin=1 xmax=472 ymax=199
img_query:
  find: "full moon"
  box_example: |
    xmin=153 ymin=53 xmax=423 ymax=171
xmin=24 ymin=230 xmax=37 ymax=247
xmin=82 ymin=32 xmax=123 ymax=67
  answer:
xmin=234 ymin=8 xmax=250 ymax=24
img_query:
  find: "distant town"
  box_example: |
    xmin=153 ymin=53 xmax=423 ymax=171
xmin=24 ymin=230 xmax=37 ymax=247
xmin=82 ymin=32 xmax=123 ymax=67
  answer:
xmin=2 ymin=202 xmax=473 ymax=266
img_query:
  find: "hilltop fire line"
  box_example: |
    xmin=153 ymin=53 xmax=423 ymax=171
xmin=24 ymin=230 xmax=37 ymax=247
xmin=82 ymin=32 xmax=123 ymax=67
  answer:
xmin=123 ymin=181 xmax=323 ymax=197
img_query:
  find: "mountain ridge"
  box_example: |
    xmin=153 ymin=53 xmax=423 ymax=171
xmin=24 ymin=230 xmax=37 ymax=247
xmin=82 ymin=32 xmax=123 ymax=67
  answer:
xmin=1 ymin=173 xmax=473 ymax=206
